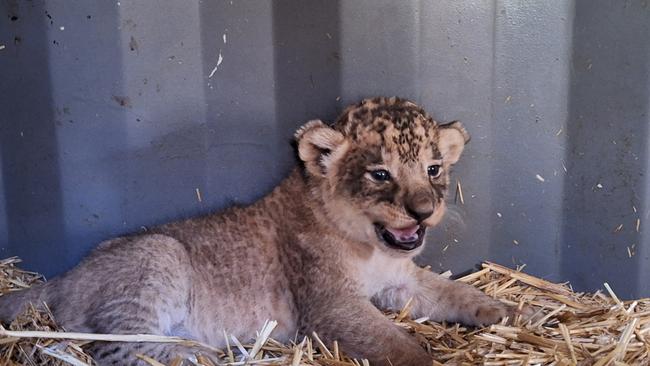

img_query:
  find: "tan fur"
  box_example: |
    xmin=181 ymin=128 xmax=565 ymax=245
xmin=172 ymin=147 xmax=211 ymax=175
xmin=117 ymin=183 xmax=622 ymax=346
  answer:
xmin=0 ymin=97 xmax=511 ymax=365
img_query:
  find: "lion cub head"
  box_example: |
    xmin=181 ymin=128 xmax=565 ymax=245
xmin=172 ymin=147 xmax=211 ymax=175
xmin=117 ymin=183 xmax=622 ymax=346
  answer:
xmin=295 ymin=97 xmax=469 ymax=255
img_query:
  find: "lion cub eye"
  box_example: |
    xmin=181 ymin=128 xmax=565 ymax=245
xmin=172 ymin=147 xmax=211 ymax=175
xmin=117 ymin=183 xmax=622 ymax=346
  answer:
xmin=369 ymin=169 xmax=391 ymax=182
xmin=427 ymin=165 xmax=442 ymax=178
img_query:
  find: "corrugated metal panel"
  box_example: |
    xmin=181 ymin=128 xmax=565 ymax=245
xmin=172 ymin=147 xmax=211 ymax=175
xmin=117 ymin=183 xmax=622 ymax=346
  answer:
xmin=1 ymin=0 xmax=649 ymax=298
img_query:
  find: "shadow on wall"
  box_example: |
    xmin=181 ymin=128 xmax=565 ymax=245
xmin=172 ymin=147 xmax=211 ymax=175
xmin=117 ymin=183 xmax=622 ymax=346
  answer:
xmin=0 ymin=1 xmax=66 ymax=276
xmin=111 ymin=121 xmax=209 ymax=227
xmin=561 ymin=0 xmax=650 ymax=299
xmin=272 ymin=0 xmax=343 ymax=140
xmin=196 ymin=0 xmax=345 ymax=207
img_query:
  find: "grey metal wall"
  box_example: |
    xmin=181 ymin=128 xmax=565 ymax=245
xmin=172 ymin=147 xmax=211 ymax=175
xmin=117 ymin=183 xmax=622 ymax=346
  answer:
xmin=1 ymin=1 xmax=649 ymax=299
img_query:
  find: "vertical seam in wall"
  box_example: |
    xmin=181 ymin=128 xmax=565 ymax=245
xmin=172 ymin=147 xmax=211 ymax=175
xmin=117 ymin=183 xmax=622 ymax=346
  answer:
xmin=489 ymin=0 xmax=498 ymax=148
xmin=486 ymin=0 xmax=498 ymax=264
xmin=557 ymin=0 xmax=577 ymax=280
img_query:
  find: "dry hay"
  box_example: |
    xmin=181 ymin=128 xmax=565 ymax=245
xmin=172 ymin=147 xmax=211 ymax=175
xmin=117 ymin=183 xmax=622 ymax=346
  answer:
xmin=1 ymin=257 xmax=649 ymax=365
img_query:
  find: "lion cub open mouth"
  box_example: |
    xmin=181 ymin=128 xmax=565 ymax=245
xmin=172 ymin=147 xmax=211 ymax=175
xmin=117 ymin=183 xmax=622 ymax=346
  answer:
xmin=374 ymin=223 xmax=426 ymax=251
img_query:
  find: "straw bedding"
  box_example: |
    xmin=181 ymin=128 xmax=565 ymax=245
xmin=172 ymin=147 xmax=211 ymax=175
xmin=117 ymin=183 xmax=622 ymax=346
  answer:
xmin=1 ymin=256 xmax=649 ymax=365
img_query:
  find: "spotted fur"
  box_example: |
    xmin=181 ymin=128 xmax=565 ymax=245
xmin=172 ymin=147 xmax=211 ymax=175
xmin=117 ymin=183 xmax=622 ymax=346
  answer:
xmin=0 ymin=97 xmax=509 ymax=366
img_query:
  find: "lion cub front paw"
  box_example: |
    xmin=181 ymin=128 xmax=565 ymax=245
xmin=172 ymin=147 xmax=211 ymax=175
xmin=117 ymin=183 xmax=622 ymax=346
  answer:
xmin=468 ymin=299 xmax=509 ymax=326
xmin=454 ymin=287 xmax=510 ymax=326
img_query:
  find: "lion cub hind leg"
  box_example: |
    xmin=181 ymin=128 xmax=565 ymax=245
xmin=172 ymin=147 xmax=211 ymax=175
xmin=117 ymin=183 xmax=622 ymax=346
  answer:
xmin=72 ymin=234 xmax=205 ymax=364
xmin=82 ymin=273 xmax=216 ymax=365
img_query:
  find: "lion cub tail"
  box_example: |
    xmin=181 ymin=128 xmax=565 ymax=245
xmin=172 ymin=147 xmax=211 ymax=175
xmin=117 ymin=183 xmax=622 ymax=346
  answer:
xmin=0 ymin=282 xmax=50 ymax=324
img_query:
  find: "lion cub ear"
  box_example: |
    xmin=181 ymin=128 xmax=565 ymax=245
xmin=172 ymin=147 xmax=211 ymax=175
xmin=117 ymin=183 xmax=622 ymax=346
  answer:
xmin=438 ymin=121 xmax=470 ymax=165
xmin=295 ymin=120 xmax=346 ymax=177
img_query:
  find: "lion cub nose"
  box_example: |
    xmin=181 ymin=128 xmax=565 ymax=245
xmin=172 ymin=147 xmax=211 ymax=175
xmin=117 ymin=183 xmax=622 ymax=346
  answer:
xmin=405 ymin=193 xmax=434 ymax=222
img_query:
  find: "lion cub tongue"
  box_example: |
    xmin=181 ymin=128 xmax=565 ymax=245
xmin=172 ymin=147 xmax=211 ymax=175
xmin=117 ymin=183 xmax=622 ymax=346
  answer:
xmin=386 ymin=225 xmax=420 ymax=241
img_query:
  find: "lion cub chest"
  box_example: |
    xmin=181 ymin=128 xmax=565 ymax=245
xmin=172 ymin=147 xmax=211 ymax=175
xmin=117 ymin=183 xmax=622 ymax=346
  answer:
xmin=351 ymin=250 xmax=414 ymax=299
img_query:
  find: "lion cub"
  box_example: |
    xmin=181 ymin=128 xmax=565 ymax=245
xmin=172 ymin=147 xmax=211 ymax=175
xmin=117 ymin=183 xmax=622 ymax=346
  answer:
xmin=0 ymin=97 xmax=510 ymax=365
